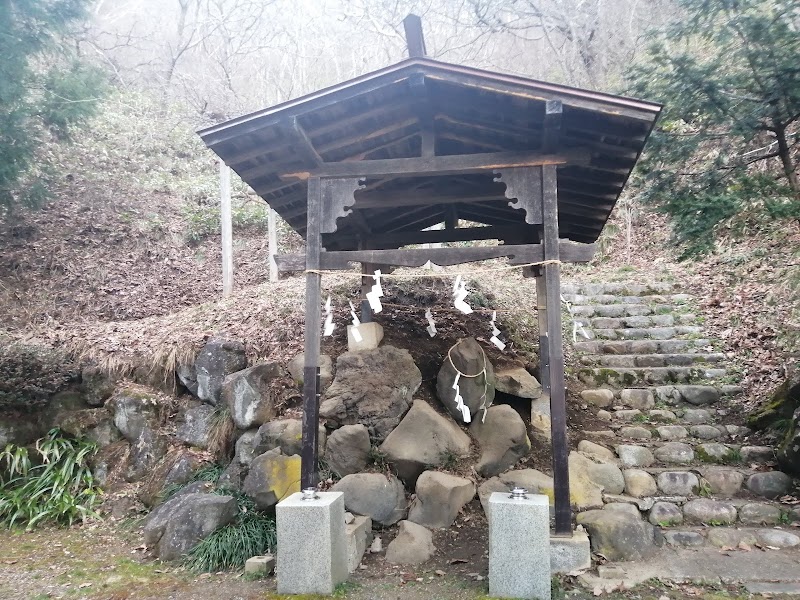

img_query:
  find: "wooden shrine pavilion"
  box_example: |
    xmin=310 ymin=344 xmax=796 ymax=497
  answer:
xmin=198 ymin=16 xmax=661 ymax=535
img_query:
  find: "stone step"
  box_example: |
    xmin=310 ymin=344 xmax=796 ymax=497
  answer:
xmin=584 ymin=315 xmax=682 ymax=330
xmin=580 ymin=385 xmax=741 ymax=411
xmin=610 ymin=441 xmax=787 ymax=469
xmin=563 ymin=293 xmax=692 ymax=305
xmin=562 ymin=282 xmax=681 ymax=296
xmin=578 ymin=366 xmax=727 ymax=386
xmin=611 ymin=424 xmax=749 ymax=443
xmin=588 ymin=326 xmax=704 ymax=341
xmin=569 ymin=303 xmax=693 ymax=319
xmin=574 ymin=339 xmax=714 ymax=355
xmin=662 ymin=526 xmax=800 ymax=549
xmin=580 ymin=353 xmax=726 ymax=368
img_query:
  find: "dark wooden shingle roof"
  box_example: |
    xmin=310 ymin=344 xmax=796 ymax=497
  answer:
xmin=199 ymin=57 xmax=661 ymax=247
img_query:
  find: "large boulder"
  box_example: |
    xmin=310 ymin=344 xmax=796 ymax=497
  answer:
xmin=81 ymin=365 xmax=117 ymax=407
xmin=106 ymin=385 xmax=161 ymax=442
xmin=253 ymin=418 xmax=326 ymax=458
xmin=126 ymin=426 xmax=169 ymax=482
xmin=379 ymin=400 xmax=471 ymax=483
xmin=408 ymin=471 xmax=476 ymax=528
xmin=576 ymin=510 xmax=662 ymax=561
xmin=176 ymin=403 xmax=216 ymax=449
xmin=139 ymin=449 xmax=204 ymax=507
xmin=568 ymin=451 xmax=605 ymax=509
xmin=217 ymin=430 xmax=260 ymax=490
xmin=143 ymin=492 xmax=239 ymax=561
xmin=331 ymin=472 xmax=407 ymax=526
xmin=222 ymin=363 xmax=282 ymax=429
xmin=778 ymin=407 xmax=800 ymax=476
xmin=494 ymin=367 xmax=541 ymax=399
xmin=320 ymin=346 xmax=421 ymax=441
xmin=0 ymin=413 xmax=46 ymax=447
xmin=193 ymin=337 xmax=248 ymax=405
xmin=478 ymin=469 xmax=554 ymax=515
xmin=385 ymin=521 xmax=435 ymax=565
xmin=288 ymin=353 xmax=334 ymax=390
xmin=470 ymin=405 xmax=531 ymax=477
xmin=57 ymin=408 xmax=121 ymax=447
xmin=436 ymin=337 xmax=495 ymax=424
xmin=325 ymin=424 xmax=371 ymax=477
xmin=242 ymin=448 xmax=301 ymax=509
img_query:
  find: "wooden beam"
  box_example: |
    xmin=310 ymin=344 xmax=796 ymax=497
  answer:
xmin=301 ymin=177 xmax=323 ymax=490
xmin=287 ymin=117 xmax=323 ymax=166
xmin=282 ymin=149 xmax=589 ymax=181
xmin=542 ymin=99 xmax=562 ymax=153
xmin=409 ymin=74 xmax=435 ymax=157
xmin=403 ymin=14 xmax=427 ymax=58
xmin=275 ymin=240 xmax=595 ymax=272
xmin=219 ymin=162 xmax=234 ymax=298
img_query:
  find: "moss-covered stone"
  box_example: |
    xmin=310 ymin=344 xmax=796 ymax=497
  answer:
xmin=748 ymin=372 xmax=800 ymax=430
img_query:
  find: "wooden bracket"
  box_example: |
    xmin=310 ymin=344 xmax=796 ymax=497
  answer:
xmin=320 ymin=177 xmax=365 ymax=234
xmin=494 ymin=167 xmax=543 ymax=225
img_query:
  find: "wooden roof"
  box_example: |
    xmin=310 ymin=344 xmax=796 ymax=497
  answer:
xmin=199 ymin=57 xmax=661 ymax=248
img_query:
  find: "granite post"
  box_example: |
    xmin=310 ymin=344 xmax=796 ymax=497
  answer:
xmin=489 ymin=490 xmax=551 ymax=600
xmin=276 ymin=491 xmax=348 ymax=595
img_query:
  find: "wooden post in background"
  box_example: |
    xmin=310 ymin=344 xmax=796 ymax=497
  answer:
xmin=219 ymin=161 xmax=234 ymax=297
xmin=268 ymin=206 xmax=278 ymax=283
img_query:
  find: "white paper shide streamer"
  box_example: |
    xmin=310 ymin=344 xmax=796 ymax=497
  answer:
xmin=489 ymin=310 xmax=506 ymax=351
xmin=425 ymin=308 xmax=437 ymax=337
xmin=366 ymin=269 xmax=384 ymax=313
xmin=451 ymin=372 xmax=471 ymax=423
xmin=452 ymin=274 xmax=473 ymax=314
xmin=323 ymin=296 xmax=335 ymax=337
xmin=348 ymin=301 xmax=362 ymax=343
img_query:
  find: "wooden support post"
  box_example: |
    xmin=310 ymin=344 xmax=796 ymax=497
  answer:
xmin=268 ymin=206 xmax=278 ymax=283
xmin=301 ymin=177 xmax=322 ymax=489
xmin=537 ymin=164 xmax=571 ymax=535
xmin=219 ymin=161 xmax=233 ymax=297
xmin=403 ymin=14 xmax=427 ymax=58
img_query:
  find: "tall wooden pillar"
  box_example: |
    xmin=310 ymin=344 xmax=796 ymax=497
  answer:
xmin=301 ymin=177 xmax=322 ymax=489
xmin=537 ymin=164 xmax=571 ymax=535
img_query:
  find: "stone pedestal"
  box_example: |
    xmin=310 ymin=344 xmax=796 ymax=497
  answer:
xmin=489 ymin=492 xmax=551 ymax=600
xmin=347 ymin=322 xmax=384 ymax=352
xmin=276 ymin=491 xmax=348 ymax=595
xmin=550 ymin=528 xmax=591 ymax=573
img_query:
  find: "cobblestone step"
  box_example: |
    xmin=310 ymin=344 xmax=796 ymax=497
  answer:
xmin=570 ymin=303 xmax=693 ymax=318
xmin=564 ymin=293 xmax=693 ymax=306
xmin=578 ymin=366 xmax=727 ymax=386
xmin=562 ymin=282 xmax=681 ymax=296
xmin=580 ymin=353 xmax=726 ymax=368
xmin=588 ymin=326 xmax=704 ymax=341
xmin=662 ymin=526 xmax=800 ymax=549
xmin=574 ymin=339 xmax=714 ymax=354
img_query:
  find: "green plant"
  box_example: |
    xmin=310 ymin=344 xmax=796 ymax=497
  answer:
xmin=697 ymin=479 xmax=713 ymax=498
xmin=0 ymin=429 xmax=99 ymax=529
xmin=368 ymin=446 xmax=389 ymax=470
xmin=183 ymin=489 xmax=276 ymax=572
xmin=438 ymin=448 xmax=459 ymax=471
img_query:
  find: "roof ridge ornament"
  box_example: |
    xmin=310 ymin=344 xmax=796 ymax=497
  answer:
xmin=320 ymin=177 xmax=366 ymax=235
xmin=494 ymin=168 xmax=544 ymax=225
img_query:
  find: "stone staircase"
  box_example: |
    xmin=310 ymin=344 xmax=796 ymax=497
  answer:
xmin=564 ymin=281 xmax=800 ymax=551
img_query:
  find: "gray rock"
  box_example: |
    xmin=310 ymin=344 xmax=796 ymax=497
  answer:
xmin=683 ymin=499 xmax=737 ymax=525
xmin=385 ymin=521 xmax=435 ymax=565
xmin=576 ymin=510 xmax=662 ymax=561
xmin=58 ymin=408 xmax=121 ymax=447
xmin=697 ymin=442 xmax=735 ymax=462
xmin=288 ymin=353 xmax=334 ymax=390
xmin=739 ymin=503 xmax=782 ymax=525
xmin=656 ymin=471 xmax=699 ymax=496
xmin=615 ymin=445 xmax=654 ymax=468
xmin=176 ymin=364 xmax=198 ymax=396
xmin=437 ymin=337 xmax=495 ymax=424
xmin=494 ymin=367 xmax=541 ymax=399
xmin=681 ymin=409 xmax=713 ymax=424
xmin=648 ymin=410 xmax=677 ymax=422
xmin=478 ymin=469 xmax=553 ymax=515
xmin=221 ymin=363 xmax=282 ymax=429
xmin=138 ymin=450 xmax=205 ymax=507
xmin=690 ymin=425 xmax=723 ymax=440
xmin=581 ymin=389 xmax=614 ymax=408
xmin=217 ymin=459 xmax=247 ymax=491
xmin=654 ymin=386 xmax=682 ymax=406
xmin=325 ymin=424 xmax=371 ymax=478
xmin=107 ymin=385 xmax=161 ymax=442
xmin=746 ymin=471 xmax=793 ymax=499
xmin=569 ymin=451 xmax=605 ymax=509
xmin=664 ymin=530 xmax=704 ymax=547
xmin=603 ymin=503 xmax=642 ymax=518
xmin=176 ymin=404 xmax=216 ymax=449
xmin=755 ymin=529 xmax=800 ymax=548
xmin=194 ymin=337 xmax=248 ymax=405
xmin=578 ymin=440 xmax=617 ymax=463
xmin=707 ymin=528 xmax=756 ymax=548
xmin=379 ymin=400 xmax=471 ymax=483
xmin=331 ymin=473 xmax=406 ymax=526
xmin=530 ymin=397 xmax=552 ymax=439
xmin=470 ymin=405 xmax=531 ymax=477
xmin=408 ymin=471 xmax=476 ymax=528
xmin=741 ymin=446 xmax=776 ymax=463
xmin=254 ymin=418 xmax=327 ymax=458
xmin=587 ymin=464 xmax=625 ymax=495
xmin=656 ymin=426 xmax=688 ymax=440
xmin=654 ymin=442 xmax=694 ymax=465
xmin=623 ymin=469 xmax=657 ymax=498
xmin=232 ymin=430 xmax=260 ymax=467
xmin=81 ymin=366 xmax=117 ymax=407
xmin=680 ymin=386 xmax=719 ymax=406
xmin=242 ymin=448 xmax=301 ymax=509
xmin=619 ymin=426 xmax=652 ymax=440
xmin=614 ymin=410 xmax=642 ymax=422
xmin=143 ymin=493 xmax=239 ymax=561
xmin=649 ymin=502 xmax=683 ymax=526
xmin=126 ymin=426 xmax=168 ymax=482
xmin=620 ymin=389 xmax=654 ymax=411
xmin=777 ymin=407 xmax=800 ymax=476
xmin=701 ymin=468 xmax=744 ymax=496
xmin=321 ymin=346 xmax=421 ymax=441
